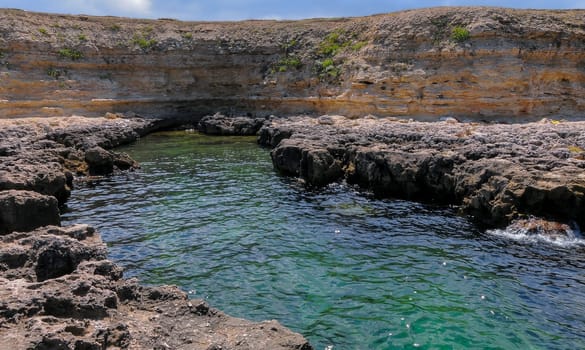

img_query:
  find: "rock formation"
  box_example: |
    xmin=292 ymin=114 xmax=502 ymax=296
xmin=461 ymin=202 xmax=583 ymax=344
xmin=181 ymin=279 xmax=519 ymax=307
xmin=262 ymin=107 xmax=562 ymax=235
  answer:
xmin=2 ymin=6 xmax=585 ymax=348
xmin=197 ymin=113 xmax=268 ymax=136
xmin=0 ymin=225 xmax=311 ymax=349
xmin=0 ymin=116 xmax=312 ymax=349
xmin=0 ymin=7 xmax=584 ymax=121
xmin=259 ymin=116 xmax=585 ymax=228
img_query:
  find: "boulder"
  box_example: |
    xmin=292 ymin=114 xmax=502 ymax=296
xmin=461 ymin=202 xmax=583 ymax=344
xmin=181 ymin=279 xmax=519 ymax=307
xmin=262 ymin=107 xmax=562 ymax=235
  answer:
xmin=506 ymin=218 xmax=578 ymax=240
xmin=85 ymin=146 xmax=114 ymax=175
xmin=0 ymin=190 xmax=60 ymax=234
xmin=198 ymin=113 xmax=266 ymax=136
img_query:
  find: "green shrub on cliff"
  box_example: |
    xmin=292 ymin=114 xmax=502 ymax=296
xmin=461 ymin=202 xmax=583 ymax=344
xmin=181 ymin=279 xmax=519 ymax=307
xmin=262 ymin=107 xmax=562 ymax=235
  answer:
xmin=451 ymin=26 xmax=470 ymax=42
xmin=58 ymin=48 xmax=83 ymax=60
xmin=38 ymin=27 xmax=49 ymax=36
xmin=132 ymin=35 xmax=157 ymax=50
xmin=319 ymin=30 xmax=349 ymax=56
xmin=317 ymin=58 xmax=341 ymax=79
xmin=46 ymin=67 xmax=62 ymax=79
xmin=275 ymin=56 xmax=302 ymax=72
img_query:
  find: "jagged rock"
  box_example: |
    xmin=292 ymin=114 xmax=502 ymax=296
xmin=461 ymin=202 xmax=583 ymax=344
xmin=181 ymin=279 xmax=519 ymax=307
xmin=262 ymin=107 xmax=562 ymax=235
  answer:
xmin=0 ymin=153 xmax=70 ymax=202
xmin=506 ymin=218 xmax=578 ymax=240
xmin=198 ymin=113 xmax=267 ymax=136
xmin=0 ymin=116 xmax=313 ymax=350
xmin=85 ymin=146 xmax=114 ymax=175
xmin=0 ymin=190 xmax=60 ymax=234
xmin=0 ymin=224 xmax=313 ymax=350
xmin=113 ymin=152 xmax=139 ymax=171
xmin=262 ymin=116 xmax=585 ymax=228
xmin=271 ymin=139 xmax=343 ymax=186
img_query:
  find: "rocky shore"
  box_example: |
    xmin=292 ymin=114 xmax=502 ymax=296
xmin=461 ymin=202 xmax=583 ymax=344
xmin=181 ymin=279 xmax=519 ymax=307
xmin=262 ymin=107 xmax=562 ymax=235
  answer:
xmin=2 ymin=5 xmax=585 ymax=348
xmin=258 ymin=115 xmax=585 ymax=229
xmin=0 ymin=115 xmax=311 ymax=350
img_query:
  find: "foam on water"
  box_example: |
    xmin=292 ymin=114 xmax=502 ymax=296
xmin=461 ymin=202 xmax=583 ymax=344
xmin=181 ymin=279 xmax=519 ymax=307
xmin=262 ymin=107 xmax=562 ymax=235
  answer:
xmin=487 ymin=223 xmax=585 ymax=248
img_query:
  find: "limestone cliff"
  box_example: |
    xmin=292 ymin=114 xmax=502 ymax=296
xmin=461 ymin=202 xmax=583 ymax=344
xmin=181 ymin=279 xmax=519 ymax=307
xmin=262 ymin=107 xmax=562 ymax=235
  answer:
xmin=0 ymin=7 xmax=584 ymax=120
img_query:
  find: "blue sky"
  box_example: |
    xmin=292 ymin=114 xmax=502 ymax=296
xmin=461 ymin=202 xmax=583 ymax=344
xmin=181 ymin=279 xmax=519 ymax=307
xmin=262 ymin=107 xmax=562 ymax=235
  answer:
xmin=0 ymin=0 xmax=583 ymax=20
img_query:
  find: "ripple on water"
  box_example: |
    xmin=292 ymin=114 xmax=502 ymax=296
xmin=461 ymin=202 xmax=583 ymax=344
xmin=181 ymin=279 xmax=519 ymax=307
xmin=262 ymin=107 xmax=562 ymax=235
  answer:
xmin=62 ymin=132 xmax=585 ymax=350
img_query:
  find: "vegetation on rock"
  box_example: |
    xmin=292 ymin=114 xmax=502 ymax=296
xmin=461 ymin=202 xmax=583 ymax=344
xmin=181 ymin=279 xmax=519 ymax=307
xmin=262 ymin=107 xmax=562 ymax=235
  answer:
xmin=451 ymin=26 xmax=470 ymax=42
xmin=58 ymin=48 xmax=83 ymax=60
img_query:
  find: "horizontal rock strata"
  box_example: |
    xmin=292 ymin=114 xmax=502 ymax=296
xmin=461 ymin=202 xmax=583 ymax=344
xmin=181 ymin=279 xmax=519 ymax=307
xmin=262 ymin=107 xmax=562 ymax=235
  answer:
xmin=0 ymin=7 xmax=584 ymax=120
xmin=259 ymin=116 xmax=585 ymax=228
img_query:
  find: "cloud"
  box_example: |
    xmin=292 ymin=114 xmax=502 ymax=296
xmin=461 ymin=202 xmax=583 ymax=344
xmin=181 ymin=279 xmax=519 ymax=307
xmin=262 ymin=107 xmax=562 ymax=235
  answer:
xmin=105 ymin=0 xmax=152 ymax=15
xmin=50 ymin=0 xmax=153 ymax=17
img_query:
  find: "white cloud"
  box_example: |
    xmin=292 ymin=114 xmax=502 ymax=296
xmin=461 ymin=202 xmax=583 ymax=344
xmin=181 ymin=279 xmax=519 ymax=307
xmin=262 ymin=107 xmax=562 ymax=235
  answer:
xmin=56 ymin=0 xmax=153 ymax=17
xmin=104 ymin=0 xmax=152 ymax=15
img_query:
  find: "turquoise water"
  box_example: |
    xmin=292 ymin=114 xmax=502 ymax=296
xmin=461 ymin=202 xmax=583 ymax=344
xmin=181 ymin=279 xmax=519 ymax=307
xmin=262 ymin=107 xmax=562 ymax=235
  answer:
xmin=62 ymin=132 xmax=585 ymax=350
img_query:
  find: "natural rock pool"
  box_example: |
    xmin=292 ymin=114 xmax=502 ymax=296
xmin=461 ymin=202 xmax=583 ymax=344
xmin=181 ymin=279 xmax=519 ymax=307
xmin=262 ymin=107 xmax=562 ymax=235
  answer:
xmin=62 ymin=131 xmax=585 ymax=349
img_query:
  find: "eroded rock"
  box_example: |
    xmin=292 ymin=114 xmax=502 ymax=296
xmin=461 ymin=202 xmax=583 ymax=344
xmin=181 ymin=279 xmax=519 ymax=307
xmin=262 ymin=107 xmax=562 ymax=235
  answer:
xmin=260 ymin=116 xmax=585 ymax=228
xmin=0 ymin=116 xmax=312 ymax=350
xmin=198 ymin=113 xmax=267 ymax=136
xmin=0 ymin=224 xmax=313 ymax=350
xmin=0 ymin=190 xmax=60 ymax=235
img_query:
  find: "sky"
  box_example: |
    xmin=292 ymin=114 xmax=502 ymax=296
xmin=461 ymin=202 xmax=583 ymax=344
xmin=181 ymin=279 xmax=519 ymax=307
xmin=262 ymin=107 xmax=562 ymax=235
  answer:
xmin=0 ymin=0 xmax=583 ymax=21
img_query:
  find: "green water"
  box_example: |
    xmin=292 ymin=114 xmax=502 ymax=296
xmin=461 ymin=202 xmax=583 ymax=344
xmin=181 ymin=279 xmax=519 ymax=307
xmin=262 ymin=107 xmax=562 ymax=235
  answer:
xmin=62 ymin=132 xmax=585 ymax=349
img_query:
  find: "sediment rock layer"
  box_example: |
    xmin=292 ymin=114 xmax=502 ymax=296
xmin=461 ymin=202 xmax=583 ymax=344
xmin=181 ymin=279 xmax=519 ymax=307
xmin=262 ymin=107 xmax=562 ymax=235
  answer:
xmin=0 ymin=7 xmax=584 ymax=120
xmin=259 ymin=116 xmax=585 ymax=228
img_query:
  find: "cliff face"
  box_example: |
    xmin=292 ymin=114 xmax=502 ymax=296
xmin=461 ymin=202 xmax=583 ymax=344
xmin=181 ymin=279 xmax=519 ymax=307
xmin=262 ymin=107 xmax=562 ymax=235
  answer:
xmin=0 ymin=7 xmax=584 ymax=120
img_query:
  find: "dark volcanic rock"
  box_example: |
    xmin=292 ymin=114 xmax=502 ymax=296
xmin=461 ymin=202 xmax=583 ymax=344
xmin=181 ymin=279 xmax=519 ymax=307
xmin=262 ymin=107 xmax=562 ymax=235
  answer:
xmin=0 ymin=190 xmax=60 ymax=234
xmin=260 ymin=116 xmax=585 ymax=228
xmin=198 ymin=113 xmax=267 ymax=136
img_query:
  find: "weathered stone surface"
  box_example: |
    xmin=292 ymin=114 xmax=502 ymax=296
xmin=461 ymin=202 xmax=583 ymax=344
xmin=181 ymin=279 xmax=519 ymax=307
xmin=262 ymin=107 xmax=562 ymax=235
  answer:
xmin=0 ymin=8 xmax=584 ymax=120
xmin=506 ymin=218 xmax=578 ymax=240
xmin=0 ymin=115 xmax=313 ymax=348
xmin=0 ymin=117 xmax=159 ymax=206
xmin=0 ymin=225 xmax=313 ymax=350
xmin=85 ymin=146 xmax=115 ymax=175
xmin=198 ymin=113 xmax=267 ymax=136
xmin=0 ymin=190 xmax=60 ymax=234
xmin=260 ymin=116 xmax=585 ymax=228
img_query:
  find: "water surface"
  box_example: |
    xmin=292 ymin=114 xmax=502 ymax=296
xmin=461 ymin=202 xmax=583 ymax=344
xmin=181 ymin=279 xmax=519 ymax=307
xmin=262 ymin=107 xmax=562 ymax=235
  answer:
xmin=62 ymin=131 xmax=585 ymax=349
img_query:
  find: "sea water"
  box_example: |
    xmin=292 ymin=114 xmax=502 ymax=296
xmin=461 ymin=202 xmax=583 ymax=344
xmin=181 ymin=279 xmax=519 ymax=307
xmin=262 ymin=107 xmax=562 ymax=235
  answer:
xmin=62 ymin=131 xmax=585 ymax=350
